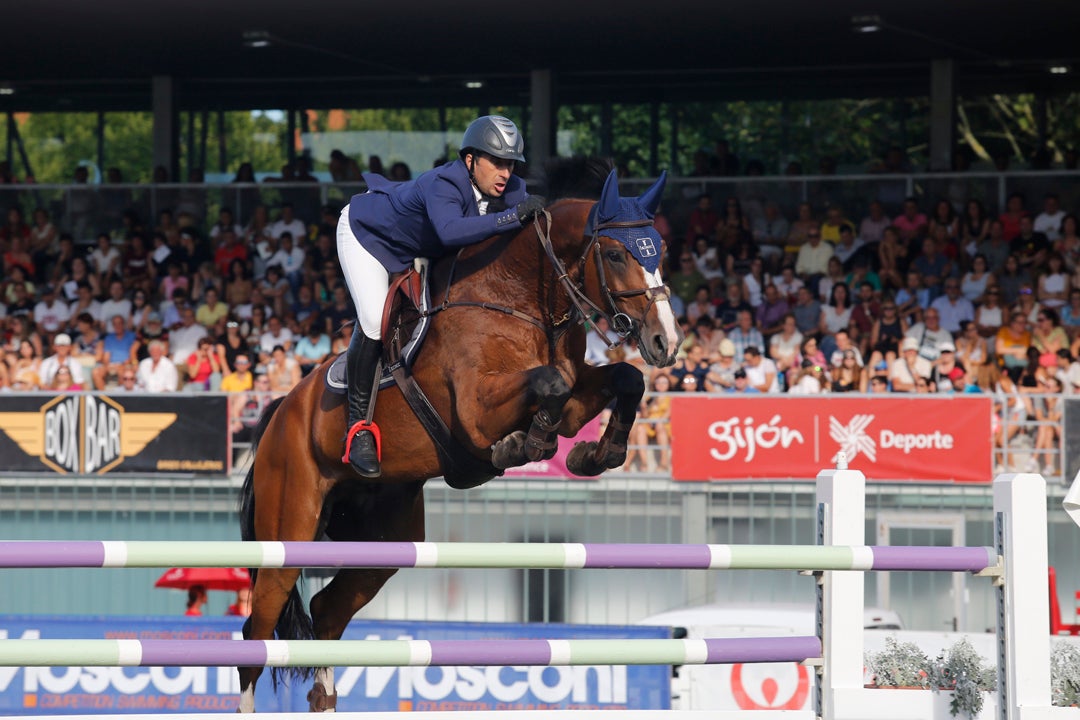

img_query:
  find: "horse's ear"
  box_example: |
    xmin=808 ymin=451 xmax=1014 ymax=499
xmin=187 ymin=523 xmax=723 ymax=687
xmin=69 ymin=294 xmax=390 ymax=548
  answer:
xmin=638 ymin=170 xmax=667 ymax=217
xmin=597 ymin=169 xmax=621 ymax=221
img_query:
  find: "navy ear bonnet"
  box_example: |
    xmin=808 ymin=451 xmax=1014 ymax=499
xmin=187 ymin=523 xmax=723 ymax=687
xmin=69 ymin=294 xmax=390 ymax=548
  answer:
xmin=585 ymin=170 xmax=667 ymax=274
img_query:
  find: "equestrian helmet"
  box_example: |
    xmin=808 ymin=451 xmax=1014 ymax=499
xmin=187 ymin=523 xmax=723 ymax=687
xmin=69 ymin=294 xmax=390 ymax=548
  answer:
xmin=460 ymin=116 xmax=525 ymax=163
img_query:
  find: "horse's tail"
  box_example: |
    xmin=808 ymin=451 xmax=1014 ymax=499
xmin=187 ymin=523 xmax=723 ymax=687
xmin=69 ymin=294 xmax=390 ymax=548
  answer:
xmin=237 ymin=395 xmax=316 ymax=687
xmin=238 ymin=395 xmax=284 ymax=544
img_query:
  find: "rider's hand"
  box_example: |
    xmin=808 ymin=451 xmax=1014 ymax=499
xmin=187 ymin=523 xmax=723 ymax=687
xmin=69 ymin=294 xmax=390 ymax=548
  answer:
xmin=515 ymin=196 xmax=547 ymax=224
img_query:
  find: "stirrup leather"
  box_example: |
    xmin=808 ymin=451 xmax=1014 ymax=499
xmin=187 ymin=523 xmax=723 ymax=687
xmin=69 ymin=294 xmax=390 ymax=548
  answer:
xmin=342 ymin=420 xmax=382 ymax=463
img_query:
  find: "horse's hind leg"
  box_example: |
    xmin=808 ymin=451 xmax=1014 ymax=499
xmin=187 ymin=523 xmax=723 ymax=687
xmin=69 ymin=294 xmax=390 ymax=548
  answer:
xmin=490 ymin=366 xmax=571 ymax=469
xmin=306 ymin=482 xmax=426 ymax=712
xmin=238 ymin=566 xmax=306 ymax=712
xmin=563 ymin=362 xmax=644 ymax=476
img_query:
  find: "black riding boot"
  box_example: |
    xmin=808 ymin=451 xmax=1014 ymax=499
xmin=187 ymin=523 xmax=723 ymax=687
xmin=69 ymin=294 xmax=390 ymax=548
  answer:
xmin=342 ymin=331 xmax=384 ymax=477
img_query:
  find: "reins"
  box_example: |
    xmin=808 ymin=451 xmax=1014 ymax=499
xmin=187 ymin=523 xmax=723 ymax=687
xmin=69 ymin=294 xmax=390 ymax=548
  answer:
xmin=418 ymin=206 xmax=670 ymax=353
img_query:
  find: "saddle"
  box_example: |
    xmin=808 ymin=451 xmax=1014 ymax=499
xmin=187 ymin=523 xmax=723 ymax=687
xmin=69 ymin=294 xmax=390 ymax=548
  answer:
xmin=325 ymin=258 xmax=500 ymax=487
xmin=325 ymin=259 xmax=434 ymax=394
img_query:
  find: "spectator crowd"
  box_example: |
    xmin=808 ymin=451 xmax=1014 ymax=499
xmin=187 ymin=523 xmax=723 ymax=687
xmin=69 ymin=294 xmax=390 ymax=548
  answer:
xmin=1 ymin=157 xmax=1078 ymax=475
xmin=601 ymin=189 xmax=1080 ymax=477
xmin=0 ymin=163 xmax=360 ymax=445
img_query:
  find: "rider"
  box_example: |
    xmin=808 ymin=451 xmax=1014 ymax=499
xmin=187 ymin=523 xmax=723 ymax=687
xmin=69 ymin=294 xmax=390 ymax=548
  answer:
xmin=336 ymin=115 xmax=547 ymax=477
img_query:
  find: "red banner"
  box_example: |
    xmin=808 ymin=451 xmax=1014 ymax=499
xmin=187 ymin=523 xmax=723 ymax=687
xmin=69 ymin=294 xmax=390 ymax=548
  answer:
xmin=670 ymin=396 xmax=993 ymax=482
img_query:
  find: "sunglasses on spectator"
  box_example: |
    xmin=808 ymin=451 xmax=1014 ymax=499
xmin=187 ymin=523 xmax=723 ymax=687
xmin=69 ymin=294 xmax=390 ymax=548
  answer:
xmin=121 ymin=375 xmax=136 ymax=382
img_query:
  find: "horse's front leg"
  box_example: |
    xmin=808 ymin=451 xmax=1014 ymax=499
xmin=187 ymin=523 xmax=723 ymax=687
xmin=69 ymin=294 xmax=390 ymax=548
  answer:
xmin=486 ymin=365 xmax=572 ymax=469
xmin=562 ymin=362 xmax=645 ymax=476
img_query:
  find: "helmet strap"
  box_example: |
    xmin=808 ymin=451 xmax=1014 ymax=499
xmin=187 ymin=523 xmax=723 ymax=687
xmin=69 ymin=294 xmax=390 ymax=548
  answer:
xmin=465 ymin=152 xmax=500 ymax=206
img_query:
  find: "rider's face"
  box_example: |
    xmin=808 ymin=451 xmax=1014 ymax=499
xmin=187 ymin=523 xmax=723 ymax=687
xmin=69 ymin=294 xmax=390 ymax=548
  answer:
xmin=468 ymin=153 xmax=514 ymax=197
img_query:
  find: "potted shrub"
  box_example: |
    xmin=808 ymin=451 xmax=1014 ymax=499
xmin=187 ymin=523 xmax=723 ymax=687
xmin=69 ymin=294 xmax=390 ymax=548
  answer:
xmin=927 ymin=637 xmax=996 ymax=719
xmin=1051 ymin=641 xmax=1080 ymax=707
xmin=865 ymin=636 xmax=931 ymax=688
xmin=866 ymin=636 xmax=997 ymax=718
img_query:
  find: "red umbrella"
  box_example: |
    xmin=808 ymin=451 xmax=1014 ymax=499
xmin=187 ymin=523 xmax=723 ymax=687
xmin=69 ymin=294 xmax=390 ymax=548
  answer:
xmin=154 ymin=567 xmax=251 ymax=592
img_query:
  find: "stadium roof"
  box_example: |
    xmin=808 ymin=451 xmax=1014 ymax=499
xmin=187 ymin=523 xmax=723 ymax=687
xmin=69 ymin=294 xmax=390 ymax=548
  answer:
xmin=5 ymin=0 xmax=1080 ymax=112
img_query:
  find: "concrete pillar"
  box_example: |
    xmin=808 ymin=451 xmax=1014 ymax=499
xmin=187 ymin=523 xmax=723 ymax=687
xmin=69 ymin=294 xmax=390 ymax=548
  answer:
xmin=600 ymin=103 xmax=613 ymax=158
xmin=529 ymin=69 xmax=556 ymax=163
xmin=928 ymin=59 xmax=956 ymax=172
xmin=681 ymin=491 xmax=710 ymax=606
xmin=649 ymin=101 xmax=661 ymax=176
xmin=151 ymin=76 xmax=178 ymax=180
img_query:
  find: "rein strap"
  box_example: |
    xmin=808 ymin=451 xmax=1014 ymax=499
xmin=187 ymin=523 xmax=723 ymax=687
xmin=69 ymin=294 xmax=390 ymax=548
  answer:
xmin=420 ymin=208 xmax=669 ymax=353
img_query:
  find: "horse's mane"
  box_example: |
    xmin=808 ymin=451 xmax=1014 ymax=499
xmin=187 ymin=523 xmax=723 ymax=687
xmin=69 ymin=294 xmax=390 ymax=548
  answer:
xmin=530 ymin=156 xmax=616 ymax=203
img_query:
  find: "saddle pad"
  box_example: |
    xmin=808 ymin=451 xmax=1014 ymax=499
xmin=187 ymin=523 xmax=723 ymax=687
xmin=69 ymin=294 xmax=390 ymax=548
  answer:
xmin=325 ymin=260 xmax=433 ymax=396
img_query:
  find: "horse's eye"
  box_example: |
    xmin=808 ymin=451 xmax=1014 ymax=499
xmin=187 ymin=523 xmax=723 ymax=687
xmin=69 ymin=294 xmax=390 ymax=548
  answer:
xmin=605 ymin=249 xmax=625 ymax=264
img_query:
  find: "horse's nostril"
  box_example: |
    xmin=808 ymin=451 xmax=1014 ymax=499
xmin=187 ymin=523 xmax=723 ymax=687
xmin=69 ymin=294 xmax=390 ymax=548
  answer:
xmin=653 ymin=335 xmax=667 ymax=358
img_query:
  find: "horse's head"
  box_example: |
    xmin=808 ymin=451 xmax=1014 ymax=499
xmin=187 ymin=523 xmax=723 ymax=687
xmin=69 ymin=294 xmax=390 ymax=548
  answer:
xmin=570 ymin=170 xmax=682 ymax=367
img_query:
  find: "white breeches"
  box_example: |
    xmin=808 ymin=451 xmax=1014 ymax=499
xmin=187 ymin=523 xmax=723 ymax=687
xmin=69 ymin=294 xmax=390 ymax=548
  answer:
xmin=337 ymin=207 xmax=388 ymax=340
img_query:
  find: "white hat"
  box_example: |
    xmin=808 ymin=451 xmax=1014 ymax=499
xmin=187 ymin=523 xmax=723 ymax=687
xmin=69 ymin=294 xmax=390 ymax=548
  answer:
xmin=54 ymin=333 xmax=72 ymax=346
xmin=939 ymin=341 xmax=956 ymax=353
xmin=900 ymin=337 xmax=919 ymax=352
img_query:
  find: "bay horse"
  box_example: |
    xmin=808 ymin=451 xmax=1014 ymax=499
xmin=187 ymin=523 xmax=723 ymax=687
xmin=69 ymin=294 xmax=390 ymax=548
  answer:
xmin=236 ymin=160 xmax=681 ymax=712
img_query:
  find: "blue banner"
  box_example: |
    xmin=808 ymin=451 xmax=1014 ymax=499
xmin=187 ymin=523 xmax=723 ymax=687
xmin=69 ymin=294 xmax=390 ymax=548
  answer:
xmin=0 ymin=616 xmax=670 ymax=713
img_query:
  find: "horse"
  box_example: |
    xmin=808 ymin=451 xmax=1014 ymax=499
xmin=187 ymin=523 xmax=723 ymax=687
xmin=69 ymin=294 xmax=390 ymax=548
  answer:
xmin=236 ymin=159 xmax=682 ymax=712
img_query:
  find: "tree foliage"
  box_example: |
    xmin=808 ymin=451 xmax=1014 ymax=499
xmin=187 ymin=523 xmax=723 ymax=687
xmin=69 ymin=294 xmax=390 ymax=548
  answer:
xmin=5 ymin=93 xmax=1079 ymax=184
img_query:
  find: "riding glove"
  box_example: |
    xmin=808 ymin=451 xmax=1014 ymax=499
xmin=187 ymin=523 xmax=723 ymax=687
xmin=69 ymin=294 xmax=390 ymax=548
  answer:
xmin=515 ymin=196 xmax=547 ymax=223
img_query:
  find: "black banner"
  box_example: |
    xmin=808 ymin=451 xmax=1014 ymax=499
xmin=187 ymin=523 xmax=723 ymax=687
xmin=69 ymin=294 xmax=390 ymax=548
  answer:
xmin=0 ymin=393 xmax=228 ymax=475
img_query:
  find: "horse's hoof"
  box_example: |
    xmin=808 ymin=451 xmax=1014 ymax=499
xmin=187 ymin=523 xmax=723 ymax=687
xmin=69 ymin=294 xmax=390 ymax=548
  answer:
xmin=491 ymin=431 xmax=528 ymax=469
xmin=566 ymin=440 xmax=624 ymax=476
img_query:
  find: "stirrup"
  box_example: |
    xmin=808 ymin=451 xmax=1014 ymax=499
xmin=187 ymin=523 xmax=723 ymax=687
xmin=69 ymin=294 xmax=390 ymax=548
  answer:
xmin=342 ymin=420 xmax=382 ymax=463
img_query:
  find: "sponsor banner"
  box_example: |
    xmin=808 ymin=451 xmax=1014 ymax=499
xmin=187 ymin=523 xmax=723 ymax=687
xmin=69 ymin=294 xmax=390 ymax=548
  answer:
xmin=0 ymin=616 xmax=669 ymax=714
xmin=503 ymin=416 xmax=602 ymax=479
xmin=0 ymin=393 xmax=228 ymax=476
xmin=670 ymin=396 xmax=992 ymax=482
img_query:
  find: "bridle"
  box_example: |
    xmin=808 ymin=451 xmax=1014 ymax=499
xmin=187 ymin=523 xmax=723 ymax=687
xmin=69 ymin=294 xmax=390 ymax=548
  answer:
xmin=426 ymin=205 xmax=671 ymax=355
xmin=534 ymin=209 xmax=671 ymax=350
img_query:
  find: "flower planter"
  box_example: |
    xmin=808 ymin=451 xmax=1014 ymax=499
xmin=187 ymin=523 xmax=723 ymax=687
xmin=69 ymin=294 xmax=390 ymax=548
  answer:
xmin=860 ymin=687 xmax=998 ymax=719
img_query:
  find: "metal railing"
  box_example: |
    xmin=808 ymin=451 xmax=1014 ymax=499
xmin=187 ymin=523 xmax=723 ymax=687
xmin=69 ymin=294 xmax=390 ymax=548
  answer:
xmin=2 ymin=169 xmax=1079 ymax=244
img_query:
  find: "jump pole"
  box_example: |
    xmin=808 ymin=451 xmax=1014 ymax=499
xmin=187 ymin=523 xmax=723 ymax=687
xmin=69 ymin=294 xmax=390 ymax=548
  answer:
xmin=0 ymin=463 xmax=1069 ymax=720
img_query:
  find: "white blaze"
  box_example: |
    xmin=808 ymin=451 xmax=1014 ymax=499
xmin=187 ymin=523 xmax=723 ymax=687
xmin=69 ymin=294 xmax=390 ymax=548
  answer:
xmin=644 ymin=267 xmax=680 ymax=357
